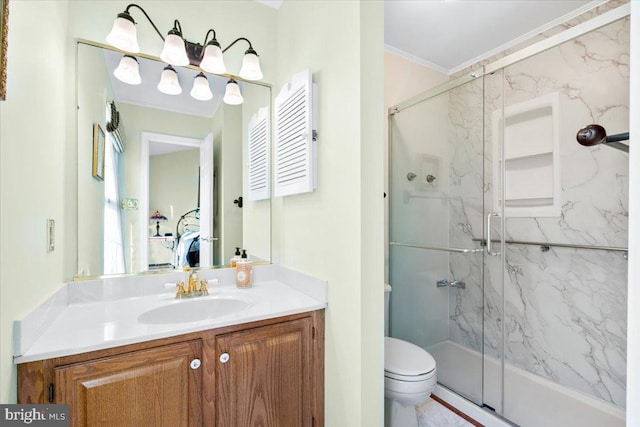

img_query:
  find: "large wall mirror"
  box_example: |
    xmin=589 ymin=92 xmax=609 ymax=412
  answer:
xmin=77 ymin=41 xmax=271 ymax=279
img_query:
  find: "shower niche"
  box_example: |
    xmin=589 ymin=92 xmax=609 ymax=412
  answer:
xmin=492 ymin=92 xmax=561 ymax=217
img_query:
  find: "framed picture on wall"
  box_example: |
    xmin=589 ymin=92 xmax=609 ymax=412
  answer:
xmin=92 ymin=123 xmax=105 ymax=180
xmin=0 ymin=0 xmax=8 ymax=100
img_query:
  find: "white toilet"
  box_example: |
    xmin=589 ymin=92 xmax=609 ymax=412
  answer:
xmin=384 ymin=284 xmax=437 ymax=427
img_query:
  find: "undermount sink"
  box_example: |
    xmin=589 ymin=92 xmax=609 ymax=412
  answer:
xmin=138 ymin=297 xmax=250 ymax=324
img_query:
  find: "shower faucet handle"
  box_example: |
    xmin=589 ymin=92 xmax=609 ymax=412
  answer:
xmin=436 ymin=279 xmax=466 ymax=289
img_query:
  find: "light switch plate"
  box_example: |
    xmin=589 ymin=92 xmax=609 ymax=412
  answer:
xmin=47 ymin=219 xmax=55 ymax=252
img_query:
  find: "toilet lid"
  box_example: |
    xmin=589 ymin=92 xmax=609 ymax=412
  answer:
xmin=384 ymin=337 xmax=436 ymax=376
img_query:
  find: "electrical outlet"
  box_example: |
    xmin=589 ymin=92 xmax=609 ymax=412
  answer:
xmin=120 ymin=198 xmax=139 ymax=210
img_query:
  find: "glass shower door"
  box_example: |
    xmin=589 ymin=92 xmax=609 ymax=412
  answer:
xmin=389 ymin=75 xmax=487 ymax=406
xmin=490 ymin=17 xmax=630 ymax=425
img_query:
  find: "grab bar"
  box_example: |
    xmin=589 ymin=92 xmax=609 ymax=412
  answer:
xmin=471 ymin=238 xmax=628 ymax=253
xmin=389 ymin=241 xmax=482 ymax=254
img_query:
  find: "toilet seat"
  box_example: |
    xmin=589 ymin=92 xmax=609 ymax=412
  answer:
xmin=384 ymin=369 xmax=436 ymax=382
xmin=384 ymin=337 xmax=436 ymax=377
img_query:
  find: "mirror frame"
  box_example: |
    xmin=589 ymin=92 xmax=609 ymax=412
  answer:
xmin=74 ymin=39 xmax=273 ymax=281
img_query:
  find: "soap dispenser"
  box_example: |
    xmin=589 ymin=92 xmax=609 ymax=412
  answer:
xmin=230 ymin=247 xmax=241 ymax=267
xmin=235 ymin=249 xmax=252 ymax=289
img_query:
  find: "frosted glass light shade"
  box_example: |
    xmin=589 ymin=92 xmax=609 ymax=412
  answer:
xmin=190 ymin=73 xmax=213 ymax=101
xmin=160 ymin=33 xmax=189 ymax=66
xmin=239 ymin=49 xmax=263 ymax=81
xmin=113 ymin=55 xmax=141 ymax=85
xmin=157 ymin=66 xmax=182 ymax=95
xmin=199 ymin=42 xmax=226 ymax=74
xmin=223 ymin=79 xmax=243 ymax=105
xmin=106 ymin=14 xmax=140 ymax=53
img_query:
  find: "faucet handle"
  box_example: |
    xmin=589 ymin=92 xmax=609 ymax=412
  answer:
xmin=175 ymin=281 xmax=188 ymax=298
xmin=199 ymin=280 xmax=209 ymax=296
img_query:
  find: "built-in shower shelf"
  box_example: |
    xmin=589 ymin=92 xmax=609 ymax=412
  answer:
xmin=493 ymin=92 xmax=561 ymax=217
xmin=504 ymin=151 xmax=553 ymax=161
xmin=504 ymin=197 xmax=554 ymax=207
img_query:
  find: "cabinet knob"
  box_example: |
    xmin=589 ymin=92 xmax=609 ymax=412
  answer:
xmin=190 ymin=359 xmax=201 ymax=370
xmin=219 ymin=353 xmax=230 ymax=363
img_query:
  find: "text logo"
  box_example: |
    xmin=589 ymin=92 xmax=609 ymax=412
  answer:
xmin=0 ymin=405 xmax=69 ymax=427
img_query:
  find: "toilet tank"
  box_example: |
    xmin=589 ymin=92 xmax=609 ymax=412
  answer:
xmin=384 ymin=284 xmax=392 ymax=336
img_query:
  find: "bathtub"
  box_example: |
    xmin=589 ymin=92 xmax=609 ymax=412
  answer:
xmin=427 ymin=340 xmax=625 ymax=427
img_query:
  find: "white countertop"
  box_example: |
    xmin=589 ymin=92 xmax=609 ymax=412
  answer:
xmin=14 ymin=265 xmax=327 ymax=364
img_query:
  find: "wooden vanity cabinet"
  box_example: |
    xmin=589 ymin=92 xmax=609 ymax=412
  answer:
xmin=56 ymin=341 xmax=202 ymax=427
xmin=215 ymin=317 xmax=312 ymax=426
xmin=18 ymin=310 xmax=324 ymax=427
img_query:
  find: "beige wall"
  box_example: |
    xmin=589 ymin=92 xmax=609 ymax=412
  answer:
xmin=149 ymin=149 xmax=200 ymax=265
xmin=0 ymin=0 xmax=72 ymax=403
xmin=274 ymin=1 xmax=384 ymax=425
xmin=149 ymin=148 xmax=200 ymax=236
xmin=384 ymin=52 xmax=450 ymax=108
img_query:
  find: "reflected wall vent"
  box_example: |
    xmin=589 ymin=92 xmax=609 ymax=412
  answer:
xmin=247 ymin=106 xmax=270 ymax=201
xmin=274 ymin=68 xmax=317 ymax=197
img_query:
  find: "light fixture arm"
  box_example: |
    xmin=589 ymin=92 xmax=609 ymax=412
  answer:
xmin=171 ymin=19 xmax=183 ymax=36
xmin=203 ymin=29 xmax=218 ymax=46
xmin=223 ymin=37 xmax=254 ymax=54
xmin=123 ymin=3 xmax=165 ymax=42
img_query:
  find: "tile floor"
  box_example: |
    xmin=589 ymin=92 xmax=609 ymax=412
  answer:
xmin=417 ymin=398 xmax=477 ymax=427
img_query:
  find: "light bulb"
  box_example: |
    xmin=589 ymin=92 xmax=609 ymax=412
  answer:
xmin=199 ymin=41 xmax=226 ymax=74
xmin=190 ymin=73 xmax=213 ymax=101
xmin=113 ymin=55 xmax=141 ymax=85
xmin=239 ymin=48 xmax=263 ymax=81
xmin=160 ymin=30 xmax=189 ymax=66
xmin=223 ymin=79 xmax=243 ymax=105
xmin=106 ymin=12 xmax=140 ymax=53
xmin=157 ymin=65 xmax=182 ymax=95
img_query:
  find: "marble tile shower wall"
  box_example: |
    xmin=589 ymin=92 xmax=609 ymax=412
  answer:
xmin=448 ymin=18 xmax=629 ymax=408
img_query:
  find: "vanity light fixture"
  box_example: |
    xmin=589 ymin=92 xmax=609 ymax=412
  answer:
xmin=113 ymin=55 xmax=141 ymax=85
xmin=106 ymin=3 xmax=264 ymax=105
xmin=157 ymin=65 xmax=182 ymax=95
xmin=239 ymin=45 xmax=263 ymax=81
xmin=223 ymin=79 xmax=244 ymax=105
xmin=190 ymin=73 xmax=213 ymax=101
xmin=159 ymin=20 xmax=190 ymax=66
xmin=199 ymin=33 xmax=226 ymax=74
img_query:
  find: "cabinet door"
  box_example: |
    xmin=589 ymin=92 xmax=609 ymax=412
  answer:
xmin=55 ymin=341 xmax=202 ymax=427
xmin=216 ymin=318 xmax=312 ymax=427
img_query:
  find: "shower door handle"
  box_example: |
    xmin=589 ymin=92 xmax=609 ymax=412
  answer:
xmin=486 ymin=212 xmax=501 ymax=256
